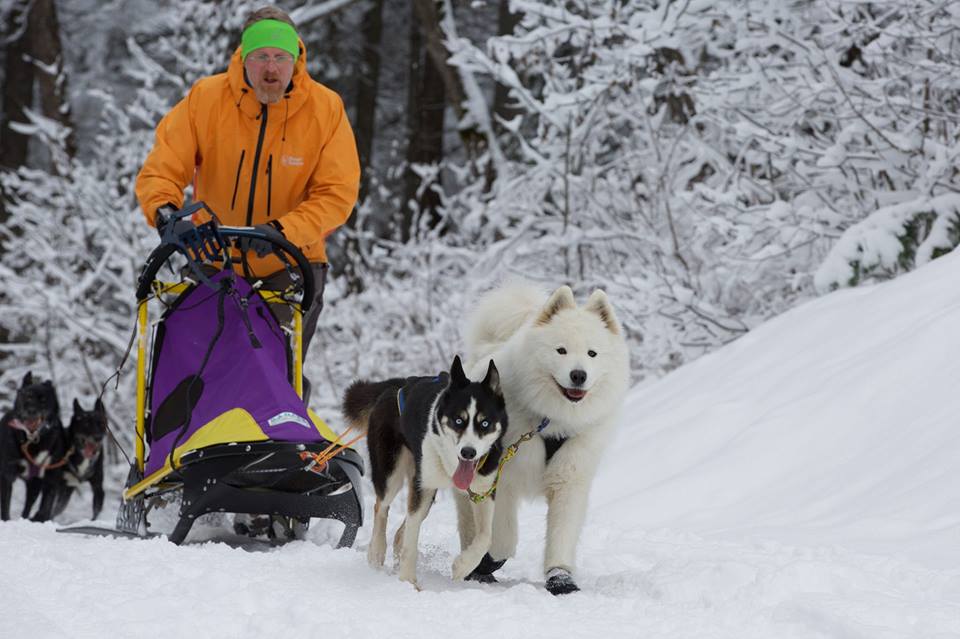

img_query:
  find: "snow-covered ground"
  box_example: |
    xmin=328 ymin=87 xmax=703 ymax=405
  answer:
xmin=3 ymin=252 xmax=960 ymax=638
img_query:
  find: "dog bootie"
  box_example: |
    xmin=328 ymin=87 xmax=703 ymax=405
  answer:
xmin=545 ymin=567 xmax=580 ymax=595
xmin=465 ymin=552 xmax=506 ymax=583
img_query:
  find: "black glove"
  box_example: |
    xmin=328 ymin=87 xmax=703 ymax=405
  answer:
xmin=155 ymin=205 xmax=193 ymax=241
xmin=243 ymin=222 xmax=285 ymax=257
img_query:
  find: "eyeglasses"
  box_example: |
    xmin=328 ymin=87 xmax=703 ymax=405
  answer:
xmin=248 ymin=52 xmax=295 ymax=66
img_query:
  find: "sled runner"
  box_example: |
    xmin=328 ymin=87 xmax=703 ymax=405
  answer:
xmin=60 ymin=203 xmax=363 ymax=546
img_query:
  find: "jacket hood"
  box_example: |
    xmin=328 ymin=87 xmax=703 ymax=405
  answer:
xmin=227 ymin=38 xmax=310 ymax=120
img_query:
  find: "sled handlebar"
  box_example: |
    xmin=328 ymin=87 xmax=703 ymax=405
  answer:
xmin=136 ymin=208 xmax=316 ymax=311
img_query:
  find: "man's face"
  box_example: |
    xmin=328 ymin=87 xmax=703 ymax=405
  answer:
xmin=244 ymin=46 xmax=296 ymax=105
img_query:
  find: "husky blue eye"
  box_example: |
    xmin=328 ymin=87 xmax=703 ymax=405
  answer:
xmin=588 ymin=350 xmax=597 ymax=358
xmin=455 ymin=418 xmax=463 ymax=426
xmin=556 ymin=347 xmax=567 ymax=355
xmin=480 ymin=420 xmax=489 ymax=429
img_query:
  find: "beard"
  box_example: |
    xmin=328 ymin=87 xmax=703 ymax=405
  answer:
xmin=243 ymin=58 xmax=294 ymax=106
xmin=252 ymin=78 xmax=286 ymax=105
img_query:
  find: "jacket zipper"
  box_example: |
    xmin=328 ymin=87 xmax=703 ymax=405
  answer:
xmin=266 ymin=155 xmax=273 ymax=218
xmin=230 ymin=150 xmax=245 ymax=211
xmin=245 ymin=104 xmax=269 ymax=227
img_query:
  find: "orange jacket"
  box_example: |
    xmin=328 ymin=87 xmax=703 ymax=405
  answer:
xmin=135 ymin=42 xmax=360 ymax=270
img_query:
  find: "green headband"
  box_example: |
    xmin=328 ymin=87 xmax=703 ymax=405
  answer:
xmin=241 ymin=19 xmax=299 ymax=61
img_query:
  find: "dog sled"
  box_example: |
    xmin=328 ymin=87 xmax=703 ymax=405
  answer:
xmin=60 ymin=203 xmax=363 ymax=546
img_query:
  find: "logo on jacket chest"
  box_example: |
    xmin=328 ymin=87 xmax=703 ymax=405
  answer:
xmin=280 ymin=155 xmax=304 ymax=167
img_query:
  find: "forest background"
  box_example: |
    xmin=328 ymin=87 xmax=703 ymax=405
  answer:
xmin=1 ymin=0 xmax=958 ymax=458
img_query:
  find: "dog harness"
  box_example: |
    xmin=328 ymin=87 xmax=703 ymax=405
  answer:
xmin=542 ymin=434 xmax=568 ymax=464
xmin=395 ymin=375 xmax=444 ymax=415
xmin=7 ymin=419 xmax=73 ymax=473
xmin=8 ymin=418 xmax=47 ymax=443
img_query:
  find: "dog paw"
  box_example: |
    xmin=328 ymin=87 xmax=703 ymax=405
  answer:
xmin=367 ymin=542 xmax=386 ymax=568
xmin=545 ymin=567 xmax=580 ymax=596
xmin=451 ymin=554 xmax=478 ymax=581
xmin=398 ymin=569 xmax=419 ymax=590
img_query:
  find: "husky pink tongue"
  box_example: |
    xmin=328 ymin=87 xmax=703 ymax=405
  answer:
xmin=453 ymin=459 xmax=476 ymax=490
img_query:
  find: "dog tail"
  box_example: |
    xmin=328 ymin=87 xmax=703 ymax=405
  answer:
xmin=341 ymin=379 xmax=405 ymax=433
xmin=465 ymin=280 xmax=547 ymax=364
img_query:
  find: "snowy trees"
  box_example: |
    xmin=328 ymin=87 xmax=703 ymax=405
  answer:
xmin=378 ymin=0 xmax=960 ymax=375
xmin=372 ymin=0 xmax=826 ymax=374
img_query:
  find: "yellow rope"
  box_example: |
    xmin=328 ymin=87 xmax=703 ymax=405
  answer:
xmin=467 ymin=429 xmax=540 ymax=504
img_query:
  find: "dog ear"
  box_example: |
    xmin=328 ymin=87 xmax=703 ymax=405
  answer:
xmin=22 ymin=371 xmax=33 ymax=387
xmin=483 ymin=359 xmax=501 ymax=396
xmin=95 ymin=398 xmax=105 ymax=415
xmin=450 ymin=355 xmax=469 ymax=387
xmin=74 ymin=398 xmax=82 ymax=413
xmin=536 ymin=286 xmax=576 ymax=326
xmin=585 ymin=289 xmax=621 ymax=335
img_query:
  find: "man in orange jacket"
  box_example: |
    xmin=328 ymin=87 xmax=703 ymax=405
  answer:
xmin=135 ymin=5 xmax=360 ymax=363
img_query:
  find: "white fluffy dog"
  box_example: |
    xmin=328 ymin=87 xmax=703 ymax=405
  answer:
xmin=458 ymin=282 xmax=629 ymax=594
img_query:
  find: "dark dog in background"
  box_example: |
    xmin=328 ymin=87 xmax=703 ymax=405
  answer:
xmin=0 ymin=372 xmax=68 ymax=521
xmin=53 ymin=399 xmax=108 ymax=520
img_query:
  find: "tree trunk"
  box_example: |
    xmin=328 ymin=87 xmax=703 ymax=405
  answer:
xmin=401 ymin=7 xmax=446 ymax=242
xmin=354 ymin=0 xmax=384 ymax=204
xmin=411 ymin=0 xmax=463 ymax=117
xmin=28 ymin=0 xmax=75 ymax=160
xmin=337 ymin=0 xmax=385 ymax=294
xmin=0 ymin=0 xmax=74 ymax=220
xmin=0 ymin=0 xmax=73 ymax=358
xmin=0 ymin=0 xmax=35 ymax=223
xmin=412 ymin=0 xmax=494 ymax=175
xmin=493 ymin=0 xmax=521 ymax=131
xmin=410 ymin=0 xmax=485 ymax=156
xmin=413 ymin=49 xmax=445 ymax=236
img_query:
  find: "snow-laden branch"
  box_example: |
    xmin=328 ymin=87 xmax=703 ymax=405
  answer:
xmin=290 ymin=0 xmax=359 ymax=25
xmin=439 ymin=0 xmax=506 ymax=174
xmin=815 ymin=193 xmax=960 ymax=291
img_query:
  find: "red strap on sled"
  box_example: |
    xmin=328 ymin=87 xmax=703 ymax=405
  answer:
xmin=298 ymin=425 xmax=365 ymax=474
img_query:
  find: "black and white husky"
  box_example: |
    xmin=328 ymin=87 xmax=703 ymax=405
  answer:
xmin=342 ymin=355 xmax=507 ymax=587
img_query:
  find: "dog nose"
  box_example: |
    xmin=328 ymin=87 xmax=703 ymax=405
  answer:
xmin=570 ymin=369 xmax=587 ymax=386
xmin=460 ymin=447 xmax=476 ymax=460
